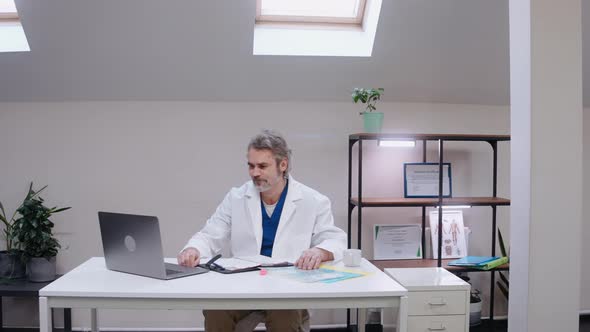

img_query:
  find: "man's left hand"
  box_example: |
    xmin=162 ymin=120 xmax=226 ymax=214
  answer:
xmin=295 ymin=247 xmax=333 ymax=270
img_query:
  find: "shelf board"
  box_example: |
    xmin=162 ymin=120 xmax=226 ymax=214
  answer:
xmin=349 ymin=133 xmax=510 ymax=141
xmin=350 ymin=197 xmax=510 ymax=207
xmin=370 ymin=259 xmax=510 ymax=272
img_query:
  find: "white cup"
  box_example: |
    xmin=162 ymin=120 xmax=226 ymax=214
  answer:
xmin=343 ymin=249 xmax=362 ymax=267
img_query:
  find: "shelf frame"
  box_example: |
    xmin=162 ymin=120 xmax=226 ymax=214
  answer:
xmin=347 ymin=132 xmax=510 ymax=323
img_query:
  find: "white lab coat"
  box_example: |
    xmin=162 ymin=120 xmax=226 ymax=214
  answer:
xmin=182 ymin=176 xmax=347 ymax=262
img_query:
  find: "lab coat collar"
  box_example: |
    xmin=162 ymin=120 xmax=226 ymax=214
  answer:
xmin=245 ymin=175 xmax=302 ymax=252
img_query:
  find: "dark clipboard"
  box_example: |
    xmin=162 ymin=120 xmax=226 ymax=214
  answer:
xmin=198 ymin=254 xmax=293 ymax=274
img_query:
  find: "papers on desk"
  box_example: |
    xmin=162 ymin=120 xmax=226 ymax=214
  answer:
xmin=268 ymin=265 xmax=367 ymax=283
xmin=199 ymin=255 xmax=293 ymax=274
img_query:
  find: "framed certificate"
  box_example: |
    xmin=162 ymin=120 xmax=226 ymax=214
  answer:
xmin=373 ymin=224 xmax=422 ymax=260
xmin=404 ymin=162 xmax=452 ymax=198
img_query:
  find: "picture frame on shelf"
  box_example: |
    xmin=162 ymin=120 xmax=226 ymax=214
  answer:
xmin=404 ymin=162 xmax=452 ymax=198
xmin=429 ymin=210 xmax=467 ymax=259
xmin=373 ymin=224 xmax=422 ymax=260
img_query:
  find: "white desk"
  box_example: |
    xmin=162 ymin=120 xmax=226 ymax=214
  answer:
xmin=39 ymin=257 xmax=408 ymax=332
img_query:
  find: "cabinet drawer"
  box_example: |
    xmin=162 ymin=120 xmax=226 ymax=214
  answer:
xmin=408 ymin=315 xmax=467 ymax=332
xmin=408 ymin=290 xmax=468 ymax=315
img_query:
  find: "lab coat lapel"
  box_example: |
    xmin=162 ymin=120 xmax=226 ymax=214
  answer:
xmin=245 ymin=181 xmax=263 ymax=251
xmin=274 ymin=178 xmax=302 ymax=241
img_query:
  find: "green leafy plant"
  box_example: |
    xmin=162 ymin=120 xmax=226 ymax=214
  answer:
xmin=497 ymin=228 xmax=509 ymax=299
xmin=352 ymin=88 xmax=384 ymax=113
xmin=0 ymin=201 xmax=17 ymax=252
xmin=0 ymin=184 xmax=48 ymax=252
xmin=10 ymin=183 xmax=70 ymax=258
xmin=470 ymin=288 xmax=482 ymax=303
xmin=457 ymin=275 xmax=482 ymax=303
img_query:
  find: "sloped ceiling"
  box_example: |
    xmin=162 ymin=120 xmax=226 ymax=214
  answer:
xmin=0 ymin=0 xmax=586 ymax=105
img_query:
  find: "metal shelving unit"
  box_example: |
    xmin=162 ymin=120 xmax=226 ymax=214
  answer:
xmin=347 ymin=133 xmax=510 ymax=325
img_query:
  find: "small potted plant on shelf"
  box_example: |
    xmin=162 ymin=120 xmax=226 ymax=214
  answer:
xmin=352 ymin=87 xmax=385 ymax=133
xmin=0 ymin=189 xmax=37 ymax=280
xmin=0 ymin=210 xmax=26 ymax=279
xmin=10 ymin=183 xmax=70 ymax=282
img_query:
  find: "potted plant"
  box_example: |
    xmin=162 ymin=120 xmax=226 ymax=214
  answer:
xmin=458 ymin=275 xmax=483 ymax=326
xmin=352 ymin=87 xmax=385 ymax=133
xmin=469 ymin=288 xmax=483 ymax=326
xmin=0 ymin=186 xmax=44 ymax=279
xmin=10 ymin=183 xmax=70 ymax=282
xmin=0 ymin=208 xmax=26 ymax=279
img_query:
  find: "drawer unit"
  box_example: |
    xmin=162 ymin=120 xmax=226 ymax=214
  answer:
xmin=385 ymin=267 xmax=470 ymax=332
xmin=407 ymin=315 xmax=467 ymax=332
xmin=408 ymin=290 xmax=468 ymax=316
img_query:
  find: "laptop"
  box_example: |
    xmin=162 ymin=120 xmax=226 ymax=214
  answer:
xmin=98 ymin=211 xmax=208 ymax=280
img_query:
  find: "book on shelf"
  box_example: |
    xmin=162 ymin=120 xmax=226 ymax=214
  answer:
xmin=447 ymin=256 xmax=509 ymax=270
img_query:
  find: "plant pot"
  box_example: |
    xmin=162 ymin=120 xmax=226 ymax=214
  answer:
xmin=362 ymin=112 xmax=384 ymax=133
xmin=27 ymin=256 xmax=56 ymax=282
xmin=0 ymin=250 xmax=26 ymax=279
xmin=469 ymin=300 xmax=482 ymax=326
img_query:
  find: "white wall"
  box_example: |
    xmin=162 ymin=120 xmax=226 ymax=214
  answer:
xmin=0 ymin=100 xmax=518 ymax=329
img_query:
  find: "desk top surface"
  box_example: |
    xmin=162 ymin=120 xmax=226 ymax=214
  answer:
xmin=385 ymin=267 xmax=470 ymax=291
xmin=40 ymin=257 xmax=407 ymax=299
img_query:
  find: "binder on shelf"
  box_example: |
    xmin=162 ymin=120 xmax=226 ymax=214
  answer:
xmin=447 ymin=256 xmax=508 ymax=270
xmin=472 ymin=256 xmax=509 ymax=270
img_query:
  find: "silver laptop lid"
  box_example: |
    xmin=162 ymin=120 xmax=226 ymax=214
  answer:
xmin=98 ymin=211 xmax=167 ymax=279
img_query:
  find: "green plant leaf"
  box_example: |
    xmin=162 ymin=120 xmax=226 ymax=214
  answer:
xmin=497 ymin=280 xmax=509 ymax=299
xmin=498 ymin=228 xmax=508 ymax=257
xmin=499 ymin=271 xmax=509 ymax=287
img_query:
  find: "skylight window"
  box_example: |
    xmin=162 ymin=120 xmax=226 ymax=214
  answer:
xmin=0 ymin=0 xmax=30 ymax=52
xmin=0 ymin=0 xmax=17 ymax=19
xmin=256 ymin=0 xmax=367 ymax=25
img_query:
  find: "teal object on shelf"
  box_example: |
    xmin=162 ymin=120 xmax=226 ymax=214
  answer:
xmin=362 ymin=112 xmax=384 ymax=133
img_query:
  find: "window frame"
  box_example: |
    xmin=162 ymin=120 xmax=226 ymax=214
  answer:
xmin=255 ymin=0 xmax=367 ymax=26
xmin=0 ymin=12 xmax=18 ymax=21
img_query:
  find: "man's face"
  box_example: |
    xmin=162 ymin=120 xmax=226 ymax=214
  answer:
xmin=247 ymin=148 xmax=287 ymax=193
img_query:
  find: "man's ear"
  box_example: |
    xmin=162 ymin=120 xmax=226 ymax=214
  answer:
xmin=280 ymin=159 xmax=288 ymax=173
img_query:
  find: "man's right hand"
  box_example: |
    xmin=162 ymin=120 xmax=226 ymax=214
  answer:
xmin=177 ymin=247 xmax=201 ymax=267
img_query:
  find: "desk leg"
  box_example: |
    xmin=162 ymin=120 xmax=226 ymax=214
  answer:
xmin=0 ymin=295 xmax=3 ymax=332
xmin=39 ymin=297 xmax=51 ymax=332
xmin=396 ymin=296 xmax=408 ymax=332
xmin=91 ymin=308 xmax=98 ymax=332
xmin=64 ymin=308 xmax=72 ymax=332
xmin=358 ymin=308 xmax=366 ymax=332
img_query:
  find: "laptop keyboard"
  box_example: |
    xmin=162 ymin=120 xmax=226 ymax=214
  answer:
xmin=164 ymin=262 xmax=200 ymax=275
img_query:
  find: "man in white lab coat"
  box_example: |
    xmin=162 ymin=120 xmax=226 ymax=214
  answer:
xmin=178 ymin=129 xmax=347 ymax=332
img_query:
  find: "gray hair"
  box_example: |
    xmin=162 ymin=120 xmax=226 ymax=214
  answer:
xmin=248 ymin=129 xmax=292 ymax=178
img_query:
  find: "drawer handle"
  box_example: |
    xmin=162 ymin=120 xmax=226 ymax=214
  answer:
xmin=427 ymin=300 xmax=447 ymax=306
xmin=427 ymin=323 xmax=447 ymax=331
